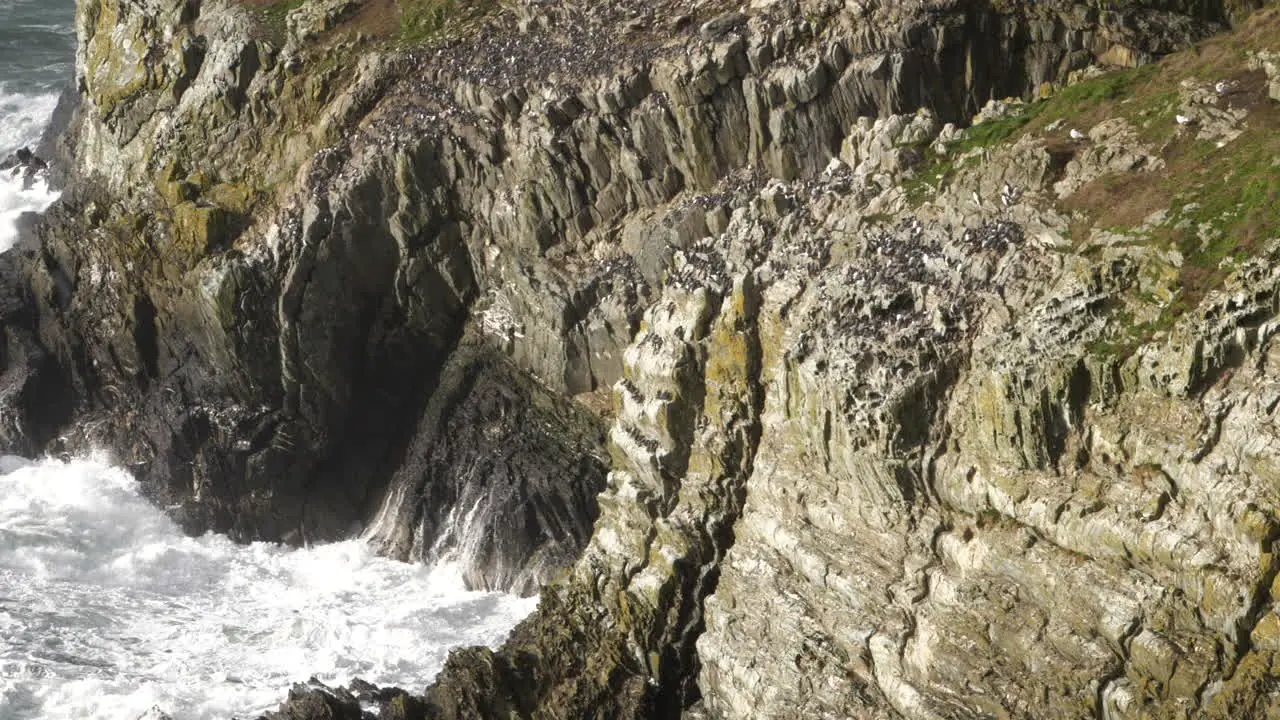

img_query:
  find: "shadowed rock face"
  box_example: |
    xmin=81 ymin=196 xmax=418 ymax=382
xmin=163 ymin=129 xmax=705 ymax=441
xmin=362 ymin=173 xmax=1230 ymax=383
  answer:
xmin=364 ymin=341 xmax=609 ymax=596
xmin=8 ymin=0 xmax=1280 ymax=716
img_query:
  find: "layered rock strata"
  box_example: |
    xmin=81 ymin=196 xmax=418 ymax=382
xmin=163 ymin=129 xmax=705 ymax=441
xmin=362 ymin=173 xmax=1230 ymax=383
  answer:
xmin=9 ymin=0 xmax=1227 ymax=586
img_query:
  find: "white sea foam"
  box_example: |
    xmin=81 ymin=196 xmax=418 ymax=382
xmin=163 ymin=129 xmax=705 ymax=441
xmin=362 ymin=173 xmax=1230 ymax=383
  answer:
xmin=0 ymin=169 xmax=58 ymax=252
xmin=0 ymin=85 xmax=61 ymax=252
xmin=0 ymin=457 xmax=539 ymax=720
xmin=0 ymin=85 xmax=58 ymax=154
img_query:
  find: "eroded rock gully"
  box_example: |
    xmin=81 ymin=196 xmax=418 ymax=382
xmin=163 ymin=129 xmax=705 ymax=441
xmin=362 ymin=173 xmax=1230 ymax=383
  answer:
xmin=5 ymin=0 xmax=1280 ymax=717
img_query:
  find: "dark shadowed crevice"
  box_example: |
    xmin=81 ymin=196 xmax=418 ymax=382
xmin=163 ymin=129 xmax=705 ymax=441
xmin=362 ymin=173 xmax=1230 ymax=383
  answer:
xmin=133 ymin=295 xmax=160 ymax=386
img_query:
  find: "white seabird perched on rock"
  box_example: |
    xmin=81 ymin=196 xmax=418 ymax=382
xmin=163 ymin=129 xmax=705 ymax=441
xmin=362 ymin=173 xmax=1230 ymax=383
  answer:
xmin=1069 ymin=128 xmax=1086 ymax=141
xmin=1175 ymin=114 xmax=1193 ymax=125
xmin=971 ymin=190 xmax=982 ymax=207
xmin=1000 ymin=183 xmax=1022 ymax=207
xmin=1215 ymin=80 xmax=1230 ymax=94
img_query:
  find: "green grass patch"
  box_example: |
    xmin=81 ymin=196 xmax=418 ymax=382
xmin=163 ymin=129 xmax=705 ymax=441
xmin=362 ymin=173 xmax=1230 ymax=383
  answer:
xmin=901 ymin=150 xmax=957 ymax=206
xmin=397 ymin=0 xmax=498 ymax=45
xmin=902 ymin=106 xmax=1042 ymax=205
xmin=962 ymin=111 xmax=1039 ymax=148
xmin=1164 ymin=137 xmax=1280 ymax=300
xmin=1024 ymin=63 xmax=1161 ymax=133
xmin=1088 ymin=292 xmax=1196 ymax=364
xmin=1077 ymin=119 xmax=1280 ymax=362
xmin=1129 ymin=89 xmax=1181 ymax=142
xmin=242 ymin=0 xmax=306 ymax=43
xmin=1056 ymin=65 xmax=1156 ymax=105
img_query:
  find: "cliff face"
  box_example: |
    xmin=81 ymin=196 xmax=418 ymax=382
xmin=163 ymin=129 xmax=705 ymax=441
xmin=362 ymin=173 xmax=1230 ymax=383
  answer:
xmin=420 ymin=32 xmax=1280 ymax=710
xmin=8 ymin=0 xmax=1280 ymax=716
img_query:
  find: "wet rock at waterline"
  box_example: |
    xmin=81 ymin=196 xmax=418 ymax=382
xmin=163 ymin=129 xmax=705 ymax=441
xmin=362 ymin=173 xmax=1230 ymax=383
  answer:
xmin=257 ymin=679 xmax=430 ymax=720
xmin=0 ymin=147 xmax=48 ymax=185
xmin=257 ymin=681 xmax=363 ymax=720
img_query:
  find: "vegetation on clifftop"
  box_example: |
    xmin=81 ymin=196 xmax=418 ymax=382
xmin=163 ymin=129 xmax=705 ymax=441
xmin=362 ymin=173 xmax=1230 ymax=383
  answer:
xmin=903 ymin=9 xmax=1280 ymax=366
xmin=239 ymin=0 xmax=501 ymax=46
xmin=397 ymin=0 xmax=500 ymax=45
xmin=1058 ymin=14 xmax=1280 ymax=360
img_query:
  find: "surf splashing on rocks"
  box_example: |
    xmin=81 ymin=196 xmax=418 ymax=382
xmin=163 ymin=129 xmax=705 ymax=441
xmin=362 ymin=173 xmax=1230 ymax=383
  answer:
xmin=0 ymin=0 xmax=73 ymax=252
xmin=0 ymin=85 xmax=60 ymax=252
xmin=0 ymin=457 xmax=539 ymax=720
xmin=0 ymin=4 xmax=539 ymax=719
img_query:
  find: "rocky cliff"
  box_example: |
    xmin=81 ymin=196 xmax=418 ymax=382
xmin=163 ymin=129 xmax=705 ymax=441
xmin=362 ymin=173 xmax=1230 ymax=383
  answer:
xmin=7 ymin=0 xmax=1280 ymax=717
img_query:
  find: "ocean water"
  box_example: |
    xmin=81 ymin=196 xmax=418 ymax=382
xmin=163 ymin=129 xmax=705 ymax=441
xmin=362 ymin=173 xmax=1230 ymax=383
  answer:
xmin=0 ymin=0 xmax=68 ymax=251
xmin=0 ymin=458 xmax=539 ymax=720
xmin=0 ymin=3 xmax=538 ymax=719
xmin=0 ymin=0 xmax=72 ymax=151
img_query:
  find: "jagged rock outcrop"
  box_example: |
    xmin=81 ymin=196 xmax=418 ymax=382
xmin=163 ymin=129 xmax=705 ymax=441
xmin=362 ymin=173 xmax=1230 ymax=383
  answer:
xmin=364 ymin=339 xmax=609 ymax=595
xmin=1250 ymin=48 xmax=1280 ymax=99
xmin=6 ymin=0 xmax=1280 ymax=717
xmin=421 ymin=7 xmax=1280 ymax=720
xmin=257 ymin=678 xmax=427 ymax=720
xmin=13 ymin=0 xmax=1231 ymax=585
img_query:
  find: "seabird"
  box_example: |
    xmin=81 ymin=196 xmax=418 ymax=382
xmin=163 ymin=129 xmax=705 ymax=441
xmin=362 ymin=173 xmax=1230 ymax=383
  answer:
xmin=971 ymin=190 xmax=982 ymax=207
xmin=1069 ymin=128 xmax=1086 ymax=141
xmin=1175 ymin=114 xmax=1193 ymax=125
xmin=1000 ymin=183 xmax=1022 ymax=207
xmin=1215 ymin=81 xmax=1230 ymax=95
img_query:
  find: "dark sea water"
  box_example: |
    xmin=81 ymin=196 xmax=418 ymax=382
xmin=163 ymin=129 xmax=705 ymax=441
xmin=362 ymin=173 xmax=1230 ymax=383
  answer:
xmin=0 ymin=3 xmax=537 ymax=718
xmin=0 ymin=0 xmax=75 ymax=153
xmin=0 ymin=0 xmax=73 ymax=250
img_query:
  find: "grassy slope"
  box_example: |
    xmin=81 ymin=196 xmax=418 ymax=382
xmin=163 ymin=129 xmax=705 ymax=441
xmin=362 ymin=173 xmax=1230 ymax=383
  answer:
xmin=910 ymin=8 xmax=1280 ymax=360
xmin=1063 ymin=11 xmax=1280 ymax=357
xmin=237 ymin=0 xmax=499 ymax=45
